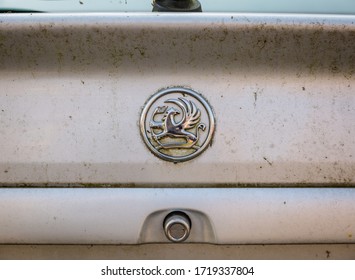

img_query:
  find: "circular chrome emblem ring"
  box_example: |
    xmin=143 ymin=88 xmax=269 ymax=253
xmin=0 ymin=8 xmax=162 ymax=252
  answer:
xmin=140 ymin=87 xmax=215 ymax=162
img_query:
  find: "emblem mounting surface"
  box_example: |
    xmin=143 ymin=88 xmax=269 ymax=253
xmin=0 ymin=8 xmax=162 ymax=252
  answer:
xmin=140 ymin=87 xmax=215 ymax=162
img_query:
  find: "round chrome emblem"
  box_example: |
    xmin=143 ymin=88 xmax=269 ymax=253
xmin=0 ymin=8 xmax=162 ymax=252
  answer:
xmin=140 ymin=87 xmax=215 ymax=162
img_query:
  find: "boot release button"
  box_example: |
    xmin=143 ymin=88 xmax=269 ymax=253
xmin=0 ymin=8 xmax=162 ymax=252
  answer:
xmin=163 ymin=212 xmax=191 ymax=242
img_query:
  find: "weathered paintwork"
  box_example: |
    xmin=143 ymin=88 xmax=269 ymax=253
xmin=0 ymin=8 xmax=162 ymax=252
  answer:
xmin=0 ymin=14 xmax=354 ymax=247
xmin=0 ymin=14 xmax=354 ymax=186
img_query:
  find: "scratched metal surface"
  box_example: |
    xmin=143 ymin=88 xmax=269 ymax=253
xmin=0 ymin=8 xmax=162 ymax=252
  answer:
xmin=0 ymin=14 xmax=354 ymax=186
xmin=0 ymin=13 xmax=354 ymax=245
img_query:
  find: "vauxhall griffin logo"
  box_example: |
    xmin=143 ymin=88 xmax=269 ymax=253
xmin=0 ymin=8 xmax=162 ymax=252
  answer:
xmin=140 ymin=87 xmax=215 ymax=162
xmin=150 ymin=97 xmax=205 ymax=150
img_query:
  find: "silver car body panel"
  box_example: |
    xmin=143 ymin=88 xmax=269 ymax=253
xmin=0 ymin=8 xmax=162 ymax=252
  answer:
xmin=0 ymin=188 xmax=354 ymax=244
xmin=0 ymin=13 xmax=354 ymax=244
